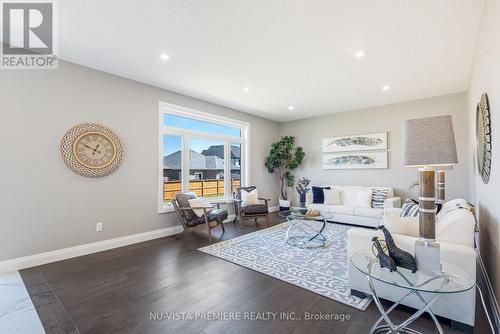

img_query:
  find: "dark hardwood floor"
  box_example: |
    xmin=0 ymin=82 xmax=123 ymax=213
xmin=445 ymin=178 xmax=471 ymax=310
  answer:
xmin=21 ymin=213 xmax=489 ymax=334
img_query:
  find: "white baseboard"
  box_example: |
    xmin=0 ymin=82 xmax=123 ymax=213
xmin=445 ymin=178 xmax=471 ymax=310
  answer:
xmin=0 ymin=225 xmax=184 ymax=274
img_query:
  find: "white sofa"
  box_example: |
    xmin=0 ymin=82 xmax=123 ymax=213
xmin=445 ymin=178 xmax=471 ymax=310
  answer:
xmin=348 ymin=199 xmax=477 ymax=328
xmin=306 ymin=185 xmax=401 ymax=227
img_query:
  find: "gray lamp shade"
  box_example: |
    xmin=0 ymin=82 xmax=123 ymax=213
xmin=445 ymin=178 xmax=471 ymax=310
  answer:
xmin=402 ymin=115 xmax=458 ymax=167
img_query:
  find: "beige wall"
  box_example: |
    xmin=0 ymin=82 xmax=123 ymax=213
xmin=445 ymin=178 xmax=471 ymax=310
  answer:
xmin=0 ymin=61 xmax=280 ymax=261
xmin=279 ymin=93 xmax=470 ymax=203
xmin=467 ymin=0 xmax=500 ymax=301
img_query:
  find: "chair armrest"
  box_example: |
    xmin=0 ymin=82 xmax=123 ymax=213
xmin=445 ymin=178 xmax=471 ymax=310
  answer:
xmin=177 ymin=206 xmax=212 ymax=210
xmin=233 ymin=199 xmax=243 ymax=203
xmin=210 ymin=202 xmax=221 ymax=209
xmin=384 ymin=197 xmax=401 ymax=209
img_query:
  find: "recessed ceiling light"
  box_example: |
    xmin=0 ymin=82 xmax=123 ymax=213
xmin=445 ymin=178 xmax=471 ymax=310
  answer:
xmin=242 ymin=87 xmax=249 ymax=93
xmin=382 ymin=85 xmax=391 ymax=91
xmin=160 ymin=54 xmax=170 ymax=61
xmin=354 ymin=50 xmax=365 ymax=59
xmin=288 ymin=105 xmax=295 ymax=110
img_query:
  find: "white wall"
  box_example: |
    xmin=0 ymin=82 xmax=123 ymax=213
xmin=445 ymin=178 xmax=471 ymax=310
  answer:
xmin=279 ymin=93 xmax=470 ymax=203
xmin=467 ymin=0 xmax=500 ymax=301
xmin=0 ymin=61 xmax=280 ymax=261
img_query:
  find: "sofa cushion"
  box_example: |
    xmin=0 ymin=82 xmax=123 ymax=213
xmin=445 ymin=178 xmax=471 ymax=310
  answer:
xmin=324 ymin=189 xmax=341 ymax=205
xmin=312 ymin=186 xmax=330 ymax=204
xmin=307 ymin=204 xmax=355 ymax=215
xmin=341 ymin=186 xmax=366 ymax=206
xmin=307 ymin=203 xmax=331 ymax=213
xmin=371 ymin=188 xmax=389 ymax=208
xmin=400 ymin=199 xmax=419 ymax=217
xmin=354 ymin=207 xmax=384 ymax=218
xmin=329 ymin=205 xmax=356 ymax=215
xmin=357 ymin=189 xmax=372 ymax=208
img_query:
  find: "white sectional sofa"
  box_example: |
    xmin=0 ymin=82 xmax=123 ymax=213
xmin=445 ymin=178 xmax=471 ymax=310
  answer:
xmin=306 ymin=185 xmax=401 ymax=227
xmin=347 ymin=199 xmax=477 ymax=329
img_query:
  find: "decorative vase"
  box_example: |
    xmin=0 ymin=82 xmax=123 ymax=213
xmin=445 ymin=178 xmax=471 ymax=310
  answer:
xmin=297 ymin=193 xmax=307 ymax=214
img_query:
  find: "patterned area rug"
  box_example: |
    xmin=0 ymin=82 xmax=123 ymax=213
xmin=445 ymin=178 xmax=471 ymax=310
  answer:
xmin=199 ymin=221 xmax=372 ymax=310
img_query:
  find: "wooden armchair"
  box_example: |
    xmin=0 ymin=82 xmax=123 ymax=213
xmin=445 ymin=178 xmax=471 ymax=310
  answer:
xmin=172 ymin=192 xmax=228 ymax=242
xmin=233 ymin=186 xmax=270 ymax=227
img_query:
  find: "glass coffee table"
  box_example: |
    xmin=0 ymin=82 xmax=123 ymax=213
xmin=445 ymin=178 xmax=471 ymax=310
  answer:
xmin=351 ymin=251 xmax=475 ymax=334
xmin=279 ymin=210 xmax=333 ymax=249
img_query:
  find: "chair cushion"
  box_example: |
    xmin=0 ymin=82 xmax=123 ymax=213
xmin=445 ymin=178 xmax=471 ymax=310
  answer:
xmin=190 ymin=209 xmax=228 ymax=227
xmin=188 ymin=198 xmax=213 ymax=217
xmin=242 ymin=188 xmax=259 ymax=207
xmin=235 ymin=186 xmax=257 ymax=201
xmin=242 ymin=204 xmax=268 ymax=214
xmin=175 ymin=192 xmax=197 ymax=221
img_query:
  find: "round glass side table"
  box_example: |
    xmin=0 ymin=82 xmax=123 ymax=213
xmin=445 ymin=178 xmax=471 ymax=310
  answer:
xmin=279 ymin=210 xmax=334 ymax=249
xmin=351 ymin=251 xmax=475 ymax=334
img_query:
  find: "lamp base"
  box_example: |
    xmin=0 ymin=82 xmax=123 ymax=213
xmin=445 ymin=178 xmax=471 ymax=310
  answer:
xmin=415 ymin=239 xmax=442 ymax=272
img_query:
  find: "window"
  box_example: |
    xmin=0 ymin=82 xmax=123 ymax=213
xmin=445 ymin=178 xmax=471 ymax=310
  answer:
xmin=159 ymin=102 xmax=249 ymax=212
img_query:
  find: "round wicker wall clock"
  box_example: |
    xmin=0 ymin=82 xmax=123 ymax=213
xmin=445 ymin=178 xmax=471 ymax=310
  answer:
xmin=61 ymin=123 xmax=124 ymax=177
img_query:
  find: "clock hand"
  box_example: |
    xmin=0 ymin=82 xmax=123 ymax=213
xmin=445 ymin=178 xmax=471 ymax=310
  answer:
xmin=92 ymin=144 xmax=100 ymax=155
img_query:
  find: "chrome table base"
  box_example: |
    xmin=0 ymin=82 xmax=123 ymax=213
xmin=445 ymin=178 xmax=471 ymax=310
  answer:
xmin=367 ymin=265 xmax=445 ymax=334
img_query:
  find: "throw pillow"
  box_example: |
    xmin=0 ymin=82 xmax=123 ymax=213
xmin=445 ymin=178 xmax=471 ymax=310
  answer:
xmin=188 ymin=198 xmax=213 ymax=217
xmin=400 ymin=199 xmax=419 ymax=217
xmin=357 ymin=189 xmax=373 ymax=208
xmin=323 ymin=189 xmax=341 ymax=205
xmin=312 ymin=186 xmax=331 ymax=204
xmin=241 ymin=188 xmax=259 ymax=207
xmin=385 ymin=214 xmax=419 ymax=238
xmin=371 ymin=188 xmax=389 ymax=208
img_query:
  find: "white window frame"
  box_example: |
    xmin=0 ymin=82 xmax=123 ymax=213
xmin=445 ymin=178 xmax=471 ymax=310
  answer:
xmin=158 ymin=101 xmax=250 ymax=213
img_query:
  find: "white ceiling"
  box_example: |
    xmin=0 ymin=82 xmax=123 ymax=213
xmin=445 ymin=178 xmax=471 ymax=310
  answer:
xmin=58 ymin=0 xmax=484 ymax=122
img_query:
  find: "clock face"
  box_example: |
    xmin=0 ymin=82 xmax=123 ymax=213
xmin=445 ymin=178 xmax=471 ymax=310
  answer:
xmin=72 ymin=132 xmax=117 ymax=169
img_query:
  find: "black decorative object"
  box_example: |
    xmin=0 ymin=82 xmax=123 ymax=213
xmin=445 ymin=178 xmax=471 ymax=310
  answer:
xmin=372 ymin=237 xmax=397 ymax=272
xmin=377 ymin=225 xmax=418 ymax=273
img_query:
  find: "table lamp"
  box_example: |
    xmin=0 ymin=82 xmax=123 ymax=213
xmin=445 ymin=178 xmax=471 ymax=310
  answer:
xmin=402 ymin=115 xmax=458 ymax=272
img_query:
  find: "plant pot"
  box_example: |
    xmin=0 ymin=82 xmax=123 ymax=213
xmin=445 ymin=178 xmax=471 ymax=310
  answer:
xmin=279 ymin=199 xmax=291 ymax=211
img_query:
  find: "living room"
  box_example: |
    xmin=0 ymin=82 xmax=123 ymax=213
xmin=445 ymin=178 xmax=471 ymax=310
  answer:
xmin=0 ymin=1 xmax=499 ymax=333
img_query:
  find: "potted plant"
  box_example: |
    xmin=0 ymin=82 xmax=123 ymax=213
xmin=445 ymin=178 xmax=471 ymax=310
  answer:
xmin=265 ymin=136 xmax=305 ymax=211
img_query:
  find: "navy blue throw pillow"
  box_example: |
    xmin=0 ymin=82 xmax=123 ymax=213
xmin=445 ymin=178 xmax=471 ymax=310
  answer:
xmin=312 ymin=186 xmax=331 ymax=204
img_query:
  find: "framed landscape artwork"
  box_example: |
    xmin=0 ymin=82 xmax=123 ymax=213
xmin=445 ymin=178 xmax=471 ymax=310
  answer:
xmin=323 ymin=132 xmax=387 ymax=153
xmin=323 ymin=151 xmax=388 ymax=169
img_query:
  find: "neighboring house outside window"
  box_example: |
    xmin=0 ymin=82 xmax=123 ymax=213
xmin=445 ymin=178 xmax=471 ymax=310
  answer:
xmin=159 ymin=102 xmax=250 ymax=212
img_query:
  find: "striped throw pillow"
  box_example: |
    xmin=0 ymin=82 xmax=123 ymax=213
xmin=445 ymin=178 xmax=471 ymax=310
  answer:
xmin=371 ymin=188 xmax=389 ymax=208
xmin=400 ymin=199 xmax=419 ymax=217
